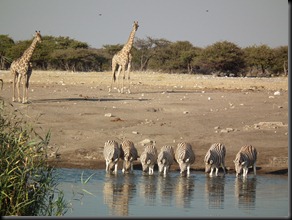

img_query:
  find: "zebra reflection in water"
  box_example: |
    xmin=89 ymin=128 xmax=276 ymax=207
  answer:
xmin=235 ymin=176 xmax=257 ymax=210
xmin=175 ymin=176 xmax=195 ymax=208
xmin=103 ymin=174 xmax=136 ymax=216
xmin=139 ymin=175 xmax=157 ymax=206
xmin=205 ymin=176 xmax=225 ymax=209
xmin=157 ymin=175 xmax=175 ymax=206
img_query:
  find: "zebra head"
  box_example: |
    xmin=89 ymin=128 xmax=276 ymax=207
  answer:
xmin=141 ymin=163 xmax=149 ymax=173
xmin=157 ymin=158 xmax=166 ymax=173
xmin=178 ymin=158 xmax=190 ymax=174
xmin=108 ymin=158 xmax=119 ymax=172
xmin=233 ymin=154 xmax=245 ymax=176
xmin=205 ymin=159 xmax=213 ymax=173
xmin=123 ymin=156 xmax=133 ymax=173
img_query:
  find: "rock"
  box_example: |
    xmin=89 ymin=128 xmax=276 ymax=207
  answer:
xmin=139 ymin=139 xmax=154 ymax=146
xmin=274 ymin=91 xmax=281 ymax=95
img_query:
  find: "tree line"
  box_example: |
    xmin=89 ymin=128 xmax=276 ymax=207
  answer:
xmin=0 ymin=35 xmax=288 ymax=77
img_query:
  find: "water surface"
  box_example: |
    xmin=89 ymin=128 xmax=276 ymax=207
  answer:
xmin=56 ymin=168 xmax=289 ymax=218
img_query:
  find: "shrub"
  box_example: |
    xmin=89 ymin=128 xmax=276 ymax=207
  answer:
xmin=0 ymin=100 xmax=68 ymax=216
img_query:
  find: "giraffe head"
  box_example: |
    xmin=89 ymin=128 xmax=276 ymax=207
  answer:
xmin=133 ymin=21 xmax=139 ymax=31
xmin=34 ymin=31 xmax=42 ymax=43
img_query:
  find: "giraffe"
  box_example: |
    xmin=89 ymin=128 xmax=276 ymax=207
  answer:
xmin=10 ymin=31 xmax=42 ymax=103
xmin=110 ymin=21 xmax=139 ymax=94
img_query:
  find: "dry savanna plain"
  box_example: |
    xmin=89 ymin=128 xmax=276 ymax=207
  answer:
xmin=0 ymin=70 xmax=289 ymax=175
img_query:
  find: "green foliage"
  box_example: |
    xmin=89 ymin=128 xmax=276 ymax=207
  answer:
xmin=50 ymin=48 xmax=107 ymax=71
xmin=134 ymin=37 xmax=171 ymax=71
xmin=1 ymin=33 xmax=288 ymax=77
xmin=0 ymin=35 xmax=15 ymax=68
xmin=243 ymin=44 xmax=275 ymax=76
xmin=198 ymin=41 xmax=245 ymax=76
xmin=271 ymin=46 xmax=288 ymax=75
xmin=0 ymin=101 xmax=68 ymax=216
xmin=103 ymin=44 xmax=123 ymax=56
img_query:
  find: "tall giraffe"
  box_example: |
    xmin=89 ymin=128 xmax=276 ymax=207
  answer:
xmin=10 ymin=31 xmax=42 ymax=103
xmin=110 ymin=21 xmax=139 ymax=94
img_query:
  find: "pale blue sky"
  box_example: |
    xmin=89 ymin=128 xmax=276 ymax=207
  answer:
xmin=0 ymin=0 xmax=288 ymax=49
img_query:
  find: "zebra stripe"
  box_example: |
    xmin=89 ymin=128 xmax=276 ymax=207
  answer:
xmin=175 ymin=142 xmax=195 ymax=176
xmin=120 ymin=140 xmax=138 ymax=173
xmin=157 ymin=145 xmax=175 ymax=175
xmin=204 ymin=143 xmax=226 ymax=176
xmin=140 ymin=144 xmax=157 ymax=175
xmin=103 ymin=140 xmax=121 ymax=174
xmin=233 ymin=145 xmax=257 ymax=177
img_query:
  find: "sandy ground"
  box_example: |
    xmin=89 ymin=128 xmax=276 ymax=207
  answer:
xmin=0 ymin=70 xmax=289 ymax=175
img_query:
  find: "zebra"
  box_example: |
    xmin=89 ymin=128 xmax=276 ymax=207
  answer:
xmin=204 ymin=143 xmax=226 ymax=176
xmin=103 ymin=140 xmax=121 ymax=174
xmin=175 ymin=142 xmax=195 ymax=176
xmin=157 ymin=145 xmax=175 ymax=176
xmin=233 ymin=145 xmax=257 ymax=177
xmin=120 ymin=140 xmax=138 ymax=174
xmin=140 ymin=144 xmax=157 ymax=175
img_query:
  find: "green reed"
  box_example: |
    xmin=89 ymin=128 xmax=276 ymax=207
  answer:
xmin=0 ymin=100 xmax=68 ymax=216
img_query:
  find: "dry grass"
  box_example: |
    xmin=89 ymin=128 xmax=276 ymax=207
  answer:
xmin=0 ymin=70 xmax=288 ymax=91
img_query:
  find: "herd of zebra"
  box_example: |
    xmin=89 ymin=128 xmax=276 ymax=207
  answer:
xmin=103 ymin=140 xmax=258 ymax=178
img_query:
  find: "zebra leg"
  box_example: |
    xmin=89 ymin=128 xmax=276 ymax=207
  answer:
xmin=114 ymin=163 xmax=118 ymax=174
xmin=222 ymin=163 xmax=226 ymax=176
xmin=243 ymin=167 xmax=248 ymax=177
xmin=215 ymin=167 xmax=219 ymax=176
xmin=149 ymin=166 xmax=153 ymax=175
xmin=210 ymin=167 xmax=214 ymax=177
xmin=187 ymin=165 xmax=190 ymax=176
xmin=253 ymin=162 xmax=257 ymax=175
xmin=105 ymin=161 xmax=109 ymax=172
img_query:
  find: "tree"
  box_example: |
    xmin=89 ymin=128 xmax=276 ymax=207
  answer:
xmin=0 ymin=35 xmax=15 ymax=69
xmin=50 ymin=48 xmax=107 ymax=72
xmin=198 ymin=41 xmax=245 ymax=76
xmin=271 ymin=46 xmax=288 ymax=76
xmin=134 ymin=37 xmax=170 ymax=71
xmin=103 ymin=44 xmax=123 ymax=57
xmin=243 ymin=44 xmax=275 ymax=76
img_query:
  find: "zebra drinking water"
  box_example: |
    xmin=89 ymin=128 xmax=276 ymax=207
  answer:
xmin=204 ymin=143 xmax=226 ymax=176
xmin=233 ymin=145 xmax=257 ymax=177
xmin=103 ymin=140 xmax=121 ymax=174
xmin=140 ymin=144 xmax=158 ymax=175
xmin=120 ymin=140 xmax=138 ymax=174
xmin=157 ymin=145 xmax=175 ymax=176
xmin=175 ymin=142 xmax=195 ymax=176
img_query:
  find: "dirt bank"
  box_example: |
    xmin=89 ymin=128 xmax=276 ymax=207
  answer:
xmin=0 ymin=71 xmax=288 ymax=175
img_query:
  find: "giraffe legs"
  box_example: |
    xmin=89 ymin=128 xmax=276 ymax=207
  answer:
xmin=125 ymin=61 xmax=131 ymax=93
xmin=22 ymin=74 xmax=30 ymax=104
xmin=16 ymin=74 xmax=22 ymax=103
xmin=109 ymin=61 xmax=117 ymax=93
xmin=110 ymin=59 xmax=131 ymax=94
xmin=12 ymin=73 xmax=17 ymax=102
xmin=12 ymin=71 xmax=30 ymax=103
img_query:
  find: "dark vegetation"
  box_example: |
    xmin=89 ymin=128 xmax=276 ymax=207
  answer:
xmin=0 ymin=101 xmax=68 ymax=216
xmin=0 ymin=34 xmax=288 ymax=76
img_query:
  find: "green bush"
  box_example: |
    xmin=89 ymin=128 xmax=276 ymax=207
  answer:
xmin=0 ymin=100 xmax=68 ymax=216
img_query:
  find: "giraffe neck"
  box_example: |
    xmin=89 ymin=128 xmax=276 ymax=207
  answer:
xmin=121 ymin=26 xmax=137 ymax=54
xmin=19 ymin=37 xmax=39 ymax=63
